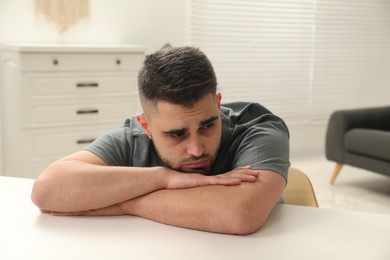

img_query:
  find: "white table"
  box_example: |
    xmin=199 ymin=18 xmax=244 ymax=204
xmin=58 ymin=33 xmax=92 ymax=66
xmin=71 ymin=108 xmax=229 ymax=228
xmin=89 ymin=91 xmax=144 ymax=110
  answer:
xmin=1 ymin=176 xmax=389 ymax=260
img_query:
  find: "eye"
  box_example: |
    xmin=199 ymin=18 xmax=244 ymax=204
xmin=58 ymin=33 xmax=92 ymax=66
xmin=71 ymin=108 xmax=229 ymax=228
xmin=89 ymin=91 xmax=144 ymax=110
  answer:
xmin=165 ymin=129 xmax=187 ymax=139
xmin=169 ymin=132 xmax=185 ymax=139
xmin=201 ymin=123 xmax=215 ymax=129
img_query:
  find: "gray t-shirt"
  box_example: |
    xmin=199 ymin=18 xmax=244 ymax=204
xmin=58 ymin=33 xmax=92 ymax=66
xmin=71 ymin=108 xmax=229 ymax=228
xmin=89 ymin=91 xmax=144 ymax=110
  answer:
xmin=85 ymin=102 xmax=290 ymax=181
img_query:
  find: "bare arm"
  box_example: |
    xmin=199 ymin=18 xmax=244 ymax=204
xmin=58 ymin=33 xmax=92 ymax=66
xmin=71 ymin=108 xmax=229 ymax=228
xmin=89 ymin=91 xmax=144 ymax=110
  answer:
xmin=31 ymin=151 xmax=259 ymax=213
xmin=32 ymin=150 xmax=166 ymax=212
xmin=49 ymin=169 xmax=285 ymax=235
xmin=120 ymin=170 xmax=285 ymax=235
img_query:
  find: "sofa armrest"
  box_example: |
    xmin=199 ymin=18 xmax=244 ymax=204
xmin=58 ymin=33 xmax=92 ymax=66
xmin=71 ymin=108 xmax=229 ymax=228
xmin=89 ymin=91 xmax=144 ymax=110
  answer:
xmin=325 ymin=106 xmax=390 ymax=162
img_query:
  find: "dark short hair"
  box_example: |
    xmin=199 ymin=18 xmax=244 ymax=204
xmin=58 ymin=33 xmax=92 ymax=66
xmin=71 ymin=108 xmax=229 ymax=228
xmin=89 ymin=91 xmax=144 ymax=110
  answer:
xmin=137 ymin=46 xmax=217 ymax=110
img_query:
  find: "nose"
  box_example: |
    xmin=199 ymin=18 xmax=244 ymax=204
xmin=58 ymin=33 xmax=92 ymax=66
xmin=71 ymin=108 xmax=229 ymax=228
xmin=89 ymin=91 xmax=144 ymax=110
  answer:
xmin=186 ymin=134 xmax=204 ymax=157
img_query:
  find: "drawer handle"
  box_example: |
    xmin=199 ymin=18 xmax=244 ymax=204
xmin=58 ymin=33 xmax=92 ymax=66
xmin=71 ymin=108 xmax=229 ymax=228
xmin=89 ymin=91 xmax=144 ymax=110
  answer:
xmin=116 ymin=59 xmax=121 ymax=65
xmin=76 ymin=109 xmax=99 ymax=114
xmin=76 ymin=82 xmax=99 ymax=88
xmin=53 ymin=59 xmax=59 ymax=65
xmin=77 ymin=138 xmax=96 ymax=144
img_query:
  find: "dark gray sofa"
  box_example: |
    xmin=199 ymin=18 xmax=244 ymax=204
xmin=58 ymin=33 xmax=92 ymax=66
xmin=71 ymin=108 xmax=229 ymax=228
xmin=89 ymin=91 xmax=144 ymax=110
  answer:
xmin=325 ymin=106 xmax=390 ymax=184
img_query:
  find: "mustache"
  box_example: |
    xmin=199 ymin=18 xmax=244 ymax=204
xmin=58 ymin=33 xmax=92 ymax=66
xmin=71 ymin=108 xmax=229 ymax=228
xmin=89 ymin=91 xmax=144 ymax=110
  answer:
xmin=180 ymin=154 xmax=211 ymax=164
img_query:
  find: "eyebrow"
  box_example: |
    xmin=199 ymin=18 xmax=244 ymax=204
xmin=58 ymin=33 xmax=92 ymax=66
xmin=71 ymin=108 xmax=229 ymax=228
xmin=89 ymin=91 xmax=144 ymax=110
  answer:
xmin=162 ymin=128 xmax=188 ymax=136
xmin=200 ymin=115 xmax=219 ymax=126
xmin=162 ymin=115 xmax=219 ymax=136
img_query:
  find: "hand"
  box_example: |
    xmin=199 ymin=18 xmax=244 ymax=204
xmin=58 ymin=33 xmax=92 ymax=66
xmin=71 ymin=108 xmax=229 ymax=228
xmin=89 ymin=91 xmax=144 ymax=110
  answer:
xmin=165 ymin=166 xmax=260 ymax=189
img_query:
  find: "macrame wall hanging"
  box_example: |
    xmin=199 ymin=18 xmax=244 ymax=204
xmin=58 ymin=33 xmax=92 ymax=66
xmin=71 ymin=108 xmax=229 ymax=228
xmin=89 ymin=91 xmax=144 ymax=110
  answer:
xmin=35 ymin=0 xmax=89 ymax=34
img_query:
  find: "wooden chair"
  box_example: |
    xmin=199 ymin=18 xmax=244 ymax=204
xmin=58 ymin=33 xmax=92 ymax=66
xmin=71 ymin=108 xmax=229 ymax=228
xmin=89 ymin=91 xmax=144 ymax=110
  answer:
xmin=282 ymin=167 xmax=318 ymax=207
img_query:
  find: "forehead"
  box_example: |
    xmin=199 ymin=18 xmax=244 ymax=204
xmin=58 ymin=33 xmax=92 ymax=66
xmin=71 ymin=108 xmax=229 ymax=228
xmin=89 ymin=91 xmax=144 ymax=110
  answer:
xmin=149 ymin=94 xmax=219 ymax=128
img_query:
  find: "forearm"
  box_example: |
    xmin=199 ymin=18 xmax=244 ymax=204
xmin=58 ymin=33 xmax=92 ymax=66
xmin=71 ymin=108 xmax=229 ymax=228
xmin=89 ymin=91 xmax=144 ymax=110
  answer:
xmin=32 ymin=160 xmax=167 ymax=213
xmin=41 ymin=170 xmax=284 ymax=235
xmin=32 ymin=153 xmax=258 ymax=213
xmin=121 ymin=171 xmax=285 ymax=235
xmin=124 ymin=186 xmax=247 ymax=234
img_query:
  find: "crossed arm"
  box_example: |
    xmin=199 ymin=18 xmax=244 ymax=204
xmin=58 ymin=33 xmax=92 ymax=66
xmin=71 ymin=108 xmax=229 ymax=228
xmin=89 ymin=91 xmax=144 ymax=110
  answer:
xmin=32 ymin=150 xmax=286 ymax=235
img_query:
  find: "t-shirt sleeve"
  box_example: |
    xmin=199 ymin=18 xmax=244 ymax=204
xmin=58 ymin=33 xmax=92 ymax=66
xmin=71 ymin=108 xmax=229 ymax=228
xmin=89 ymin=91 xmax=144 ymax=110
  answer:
xmin=84 ymin=127 xmax=131 ymax=166
xmin=233 ymin=114 xmax=290 ymax=182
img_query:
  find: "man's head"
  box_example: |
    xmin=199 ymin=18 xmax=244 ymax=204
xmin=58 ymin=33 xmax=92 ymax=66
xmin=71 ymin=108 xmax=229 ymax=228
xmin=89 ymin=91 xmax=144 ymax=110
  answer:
xmin=137 ymin=46 xmax=217 ymax=114
xmin=136 ymin=47 xmax=222 ymax=174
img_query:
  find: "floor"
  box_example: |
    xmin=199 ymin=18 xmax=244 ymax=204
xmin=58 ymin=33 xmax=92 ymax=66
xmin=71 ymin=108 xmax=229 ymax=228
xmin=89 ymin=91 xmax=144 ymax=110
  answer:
xmin=291 ymin=155 xmax=390 ymax=215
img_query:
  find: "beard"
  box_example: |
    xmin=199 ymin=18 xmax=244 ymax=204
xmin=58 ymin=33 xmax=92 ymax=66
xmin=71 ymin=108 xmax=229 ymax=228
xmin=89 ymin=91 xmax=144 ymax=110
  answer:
xmin=157 ymin=151 xmax=215 ymax=175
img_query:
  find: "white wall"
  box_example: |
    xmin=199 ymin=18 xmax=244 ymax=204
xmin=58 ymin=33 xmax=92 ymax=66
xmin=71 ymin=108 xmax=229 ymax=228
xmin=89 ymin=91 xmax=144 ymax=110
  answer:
xmin=0 ymin=0 xmax=188 ymax=53
xmin=0 ymin=0 xmax=323 ymax=160
xmin=289 ymin=123 xmax=327 ymax=160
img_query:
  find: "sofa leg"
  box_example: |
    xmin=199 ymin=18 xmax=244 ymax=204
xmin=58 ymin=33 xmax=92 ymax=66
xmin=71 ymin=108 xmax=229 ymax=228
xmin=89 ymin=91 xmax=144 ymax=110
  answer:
xmin=330 ymin=163 xmax=343 ymax=185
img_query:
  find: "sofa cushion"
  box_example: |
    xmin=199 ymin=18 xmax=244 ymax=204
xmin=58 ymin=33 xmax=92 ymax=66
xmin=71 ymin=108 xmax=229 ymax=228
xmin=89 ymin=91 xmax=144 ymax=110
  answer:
xmin=345 ymin=129 xmax=390 ymax=161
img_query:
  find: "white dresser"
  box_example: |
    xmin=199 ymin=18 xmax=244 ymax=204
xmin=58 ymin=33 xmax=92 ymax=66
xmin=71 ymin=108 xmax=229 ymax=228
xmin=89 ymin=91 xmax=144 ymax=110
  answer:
xmin=0 ymin=44 xmax=145 ymax=178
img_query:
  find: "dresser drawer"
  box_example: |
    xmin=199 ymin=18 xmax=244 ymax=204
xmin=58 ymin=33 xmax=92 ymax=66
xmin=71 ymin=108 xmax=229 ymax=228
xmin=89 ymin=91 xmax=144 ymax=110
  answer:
xmin=23 ymin=97 xmax=138 ymax=127
xmin=1 ymin=44 xmax=145 ymax=178
xmin=22 ymin=124 xmax=125 ymax=163
xmin=22 ymin=72 xmax=137 ymax=99
xmin=20 ymin=52 xmax=145 ymax=72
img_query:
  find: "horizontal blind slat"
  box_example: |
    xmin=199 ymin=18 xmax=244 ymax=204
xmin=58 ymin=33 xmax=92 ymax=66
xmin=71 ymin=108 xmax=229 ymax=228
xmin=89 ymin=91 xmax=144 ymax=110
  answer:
xmin=190 ymin=0 xmax=390 ymax=124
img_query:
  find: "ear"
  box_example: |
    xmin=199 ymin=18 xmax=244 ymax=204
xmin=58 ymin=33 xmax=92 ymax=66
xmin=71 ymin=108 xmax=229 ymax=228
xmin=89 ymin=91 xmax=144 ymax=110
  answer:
xmin=216 ymin=92 xmax=222 ymax=110
xmin=136 ymin=113 xmax=152 ymax=139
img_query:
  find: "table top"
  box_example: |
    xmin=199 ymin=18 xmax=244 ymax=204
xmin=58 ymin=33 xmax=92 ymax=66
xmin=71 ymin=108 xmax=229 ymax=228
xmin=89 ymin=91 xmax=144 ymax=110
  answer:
xmin=1 ymin=176 xmax=389 ymax=260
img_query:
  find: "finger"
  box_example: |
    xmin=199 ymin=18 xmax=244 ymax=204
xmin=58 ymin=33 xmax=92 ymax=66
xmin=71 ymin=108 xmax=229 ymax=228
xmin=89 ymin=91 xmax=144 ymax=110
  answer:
xmin=214 ymin=174 xmax=257 ymax=185
xmin=233 ymin=166 xmax=252 ymax=171
xmin=232 ymin=174 xmax=258 ymax=182
xmin=251 ymin=170 xmax=260 ymax=177
xmin=218 ymin=178 xmax=242 ymax=186
xmin=230 ymin=171 xmax=260 ymax=181
xmin=209 ymin=177 xmax=242 ymax=186
xmin=240 ymin=174 xmax=258 ymax=182
xmin=213 ymin=172 xmax=257 ymax=184
xmin=227 ymin=169 xmax=260 ymax=178
xmin=239 ymin=169 xmax=260 ymax=176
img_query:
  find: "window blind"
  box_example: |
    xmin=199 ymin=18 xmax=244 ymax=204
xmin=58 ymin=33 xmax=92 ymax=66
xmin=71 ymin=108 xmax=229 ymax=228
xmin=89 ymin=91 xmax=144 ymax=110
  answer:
xmin=310 ymin=0 xmax=390 ymax=121
xmin=189 ymin=0 xmax=390 ymax=124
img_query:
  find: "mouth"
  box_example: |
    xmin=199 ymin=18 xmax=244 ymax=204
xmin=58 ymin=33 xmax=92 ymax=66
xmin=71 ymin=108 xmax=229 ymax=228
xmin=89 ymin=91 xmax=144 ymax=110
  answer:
xmin=183 ymin=159 xmax=209 ymax=169
xmin=182 ymin=159 xmax=209 ymax=172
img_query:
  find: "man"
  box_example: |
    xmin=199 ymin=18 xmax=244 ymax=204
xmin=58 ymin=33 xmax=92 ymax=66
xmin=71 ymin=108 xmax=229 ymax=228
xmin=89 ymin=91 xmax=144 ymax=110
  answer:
xmin=31 ymin=47 xmax=290 ymax=235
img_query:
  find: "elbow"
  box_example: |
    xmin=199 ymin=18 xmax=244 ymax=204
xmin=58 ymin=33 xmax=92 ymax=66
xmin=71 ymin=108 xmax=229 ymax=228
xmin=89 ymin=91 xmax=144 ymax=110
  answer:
xmin=31 ymin=165 xmax=57 ymax=210
xmin=222 ymin=198 xmax=275 ymax=235
xmin=228 ymin=214 xmax=267 ymax=235
xmin=31 ymin=178 xmax=49 ymax=210
xmin=220 ymin=203 xmax=269 ymax=235
xmin=220 ymin=196 xmax=272 ymax=235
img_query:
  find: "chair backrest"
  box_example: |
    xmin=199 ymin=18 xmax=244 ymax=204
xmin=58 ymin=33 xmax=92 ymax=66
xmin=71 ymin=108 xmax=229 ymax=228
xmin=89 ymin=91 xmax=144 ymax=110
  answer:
xmin=282 ymin=167 xmax=318 ymax=207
